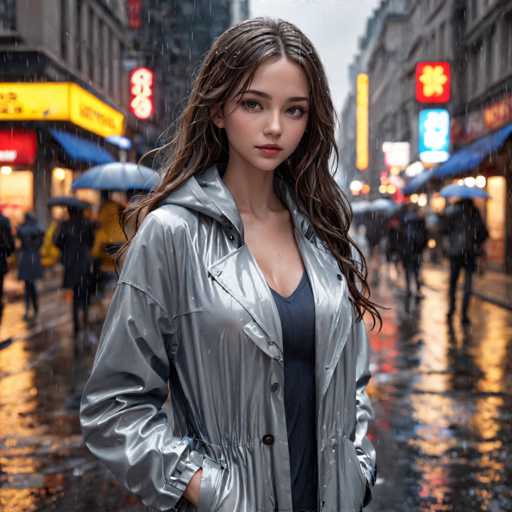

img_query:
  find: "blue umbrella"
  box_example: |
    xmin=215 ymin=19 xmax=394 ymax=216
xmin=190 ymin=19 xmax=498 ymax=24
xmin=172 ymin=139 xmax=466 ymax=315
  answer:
xmin=440 ymin=184 xmax=490 ymax=199
xmin=71 ymin=162 xmax=160 ymax=191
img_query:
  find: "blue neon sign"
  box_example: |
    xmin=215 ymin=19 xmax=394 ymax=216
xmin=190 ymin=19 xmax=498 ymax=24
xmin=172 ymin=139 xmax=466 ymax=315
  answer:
xmin=419 ymin=109 xmax=450 ymax=164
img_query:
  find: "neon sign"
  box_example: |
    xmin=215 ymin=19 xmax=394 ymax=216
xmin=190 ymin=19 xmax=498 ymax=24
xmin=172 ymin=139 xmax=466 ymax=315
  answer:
xmin=419 ymin=109 xmax=450 ymax=163
xmin=129 ymin=67 xmax=154 ymax=120
xmin=416 ymin=62 xmax=451 ymax=103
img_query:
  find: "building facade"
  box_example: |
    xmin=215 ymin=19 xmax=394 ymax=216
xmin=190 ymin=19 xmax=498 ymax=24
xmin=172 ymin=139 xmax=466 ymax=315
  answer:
xmin=450 ymin=0 xmax=512 ymax=271
xmin=128 ymin=0 xmax=249 ymax=157
xmin=339 ymin=0 xmax=408 ymax=198
xmin=0 ymin=0 xmax=133 ymax=226
xmin=341 ymin=0 xmax=512 ymax=272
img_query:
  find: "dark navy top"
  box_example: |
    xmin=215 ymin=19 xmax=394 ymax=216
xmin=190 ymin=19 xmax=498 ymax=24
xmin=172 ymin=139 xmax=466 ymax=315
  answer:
xmin=270 ymin=271 xmax=318 ymax=512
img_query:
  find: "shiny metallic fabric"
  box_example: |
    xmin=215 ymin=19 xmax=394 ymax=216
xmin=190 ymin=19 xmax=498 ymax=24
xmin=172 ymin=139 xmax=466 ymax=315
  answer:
xmin=80 ymin=165 xmax=377 ymax=511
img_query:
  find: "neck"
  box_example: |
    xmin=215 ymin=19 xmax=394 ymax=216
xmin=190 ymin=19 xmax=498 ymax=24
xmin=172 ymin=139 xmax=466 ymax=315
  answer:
xmin=222 ymin=157 xmax=284 ymax=219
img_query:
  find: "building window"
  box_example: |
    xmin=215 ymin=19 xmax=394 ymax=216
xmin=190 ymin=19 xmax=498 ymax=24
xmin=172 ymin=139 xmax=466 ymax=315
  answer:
xmin=118 ymin=42 xmax=125 ymax=104
xmin=507 ymin=14 xmax=512 ymax=70
xmin=0 ymin=0 xmax=16 ymax=31
xmin=486 ymin=30 xmax=494 ymax=85
xmin=76 ymin=0 xmax=82 ymax=71
xmin=471 ymin=46 xmax=479 ymax=96
xmin=439 ymin=21 xmax=445 ymax=55
xmin=98 ymin=20 xmax=104 ymax=87
xmin=61 ymin=0 xmax=68 ymax=61
xmin=88 ymin=6 xmax=94 ymax=80
xmin=105 ymin=26 xmax=112 ymax=95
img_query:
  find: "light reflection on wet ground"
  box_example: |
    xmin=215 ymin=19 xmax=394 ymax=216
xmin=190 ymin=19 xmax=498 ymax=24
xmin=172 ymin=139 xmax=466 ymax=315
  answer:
xmin=0 ymin=267 xmax=510 ymax=510
xmin=0 ymin=291 xmax=145 ymax=511
xmin=367 ymin=269 xmax=512 ymax=511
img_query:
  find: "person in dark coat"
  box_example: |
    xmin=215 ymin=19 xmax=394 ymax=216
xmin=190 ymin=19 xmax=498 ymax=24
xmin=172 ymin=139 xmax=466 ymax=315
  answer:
xmin=385 ymin=213 xmax=402 ymax=279
xmin=398 ymin=204 xmax=428 ymax=298
xmin=0 ymin=212 xmax=15 ymax=323
xmin=53 ymin=207 xmax=95 ymax=335
xmin=365 ymin=214 xmax=385 ymax=286
xmin=16 ymin=212 xmax=45 ymax=320
xmin=442 ymin=199 xmax=488 ymax=325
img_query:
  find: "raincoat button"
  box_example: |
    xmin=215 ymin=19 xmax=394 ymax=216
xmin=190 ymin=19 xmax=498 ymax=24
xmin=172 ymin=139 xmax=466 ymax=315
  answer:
xmin=262 ymin=434 xmax=274 ymax=445
xmin=228 ymin=234 xmax=235 ymax=241
xmin=270 ymin=382 xmax=279 ymax=392
xmin=336 ymin=273 xmax=342 ymax=280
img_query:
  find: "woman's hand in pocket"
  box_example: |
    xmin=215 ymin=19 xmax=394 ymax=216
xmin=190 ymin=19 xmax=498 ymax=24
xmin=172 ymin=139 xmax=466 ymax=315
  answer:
xmin=183 ymin=468 xmax=203 ymax=507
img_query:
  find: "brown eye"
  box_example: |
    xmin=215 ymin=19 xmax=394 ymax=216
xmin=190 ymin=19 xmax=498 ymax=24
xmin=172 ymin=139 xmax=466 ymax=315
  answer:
xmin=288 ymin=106 xmax=306 ymax=118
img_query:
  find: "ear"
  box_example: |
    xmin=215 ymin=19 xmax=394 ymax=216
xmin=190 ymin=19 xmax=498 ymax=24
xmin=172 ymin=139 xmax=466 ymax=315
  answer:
xmin=210 ymin=104 xmax=225 ymax=129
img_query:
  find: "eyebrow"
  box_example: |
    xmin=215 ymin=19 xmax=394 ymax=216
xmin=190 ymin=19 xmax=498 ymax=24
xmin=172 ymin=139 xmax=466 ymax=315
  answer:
xmin=241 ymin=89 xmax=309 ymax=102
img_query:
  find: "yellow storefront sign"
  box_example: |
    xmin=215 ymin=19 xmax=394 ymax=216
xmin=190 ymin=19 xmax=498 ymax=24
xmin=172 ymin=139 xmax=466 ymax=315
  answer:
xmin=0 ymin=82 xmax=125 ymax=137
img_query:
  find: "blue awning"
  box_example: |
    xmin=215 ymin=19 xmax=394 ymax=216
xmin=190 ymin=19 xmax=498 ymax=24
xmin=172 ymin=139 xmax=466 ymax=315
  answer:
xmin=431 ymin=122 xmax=512 ymax=180
xmin=403 ymin=168 xmax=435 ymax=195
xmin=49 ymin=129 xmax=115 ymax=164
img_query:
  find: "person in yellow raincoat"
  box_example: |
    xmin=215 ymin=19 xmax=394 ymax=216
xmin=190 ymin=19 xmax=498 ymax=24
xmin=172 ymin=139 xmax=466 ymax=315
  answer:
xmin=91 ymin=199 xmax=126 ymax=294
xmin=40 ymin=219 xmax=61 ymax=268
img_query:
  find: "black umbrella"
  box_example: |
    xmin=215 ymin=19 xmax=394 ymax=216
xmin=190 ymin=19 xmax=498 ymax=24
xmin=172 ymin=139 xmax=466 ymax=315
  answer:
xmin=47 ymin=196 xmax=91 ymax=209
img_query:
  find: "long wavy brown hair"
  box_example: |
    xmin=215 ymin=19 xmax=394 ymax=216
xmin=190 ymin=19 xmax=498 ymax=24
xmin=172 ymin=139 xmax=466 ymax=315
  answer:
xmin=118 ymin=17 xmax=381 ymax=329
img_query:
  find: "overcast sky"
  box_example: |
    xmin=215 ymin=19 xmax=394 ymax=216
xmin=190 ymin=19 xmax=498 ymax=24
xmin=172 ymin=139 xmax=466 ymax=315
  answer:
xmin=249 ymin=0 xmax=381 ymax=115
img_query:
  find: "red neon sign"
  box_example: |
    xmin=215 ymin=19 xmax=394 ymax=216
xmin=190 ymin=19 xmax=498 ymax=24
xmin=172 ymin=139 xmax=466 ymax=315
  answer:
xmin=0 ymin=129 xmax=37 ymax=165
xmin=127 ymin=0 xmax=142 ymax=29
xmin=416 ymin=62 xmax=451 ymax=103
xmin=129 ymin=67 xmax=154 ymax=120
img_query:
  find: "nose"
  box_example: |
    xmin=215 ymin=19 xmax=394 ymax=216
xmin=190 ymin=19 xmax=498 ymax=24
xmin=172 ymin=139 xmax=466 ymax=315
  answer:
xmin=263 ymin=109 xmax=282 ymax=138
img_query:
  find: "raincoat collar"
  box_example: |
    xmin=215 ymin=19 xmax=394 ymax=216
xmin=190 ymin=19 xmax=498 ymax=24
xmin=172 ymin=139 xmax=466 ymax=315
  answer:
xmin=162 ymin=163 xmax=318 ymax=247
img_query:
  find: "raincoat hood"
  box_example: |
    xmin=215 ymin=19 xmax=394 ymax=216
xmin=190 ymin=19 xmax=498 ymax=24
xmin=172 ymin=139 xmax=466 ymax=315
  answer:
xmin=159 ymin=164 xmax=314 ymax=247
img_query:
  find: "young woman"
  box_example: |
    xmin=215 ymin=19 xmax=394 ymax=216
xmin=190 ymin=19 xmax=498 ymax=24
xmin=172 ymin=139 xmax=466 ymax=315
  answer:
xmin=80 ymin=18 xmax=379 ymax=512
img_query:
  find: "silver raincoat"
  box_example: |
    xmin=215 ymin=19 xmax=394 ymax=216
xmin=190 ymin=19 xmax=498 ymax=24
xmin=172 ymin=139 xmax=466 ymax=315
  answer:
xmin=80 ymin=165 xmax=377 ymax=512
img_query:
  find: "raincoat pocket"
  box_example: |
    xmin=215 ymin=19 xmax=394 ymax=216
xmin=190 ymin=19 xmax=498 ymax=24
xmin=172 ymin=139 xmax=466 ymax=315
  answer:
xmin=197 ymin=455 xmax=225 ymax=512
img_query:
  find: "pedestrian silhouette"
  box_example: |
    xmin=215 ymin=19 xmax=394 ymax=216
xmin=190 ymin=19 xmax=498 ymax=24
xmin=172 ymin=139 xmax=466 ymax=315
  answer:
xmin=53 ymin=206 xmax=95 ymax=338
xmin=0 ymin=211 xmax=15 ymax=324
xmin=16 ymin=212 xmax=45 ymax=321
xmin=442 ymin=198 xmax=488 ymax=325
xmin=398 ymin=204 xmax=428 ymax=299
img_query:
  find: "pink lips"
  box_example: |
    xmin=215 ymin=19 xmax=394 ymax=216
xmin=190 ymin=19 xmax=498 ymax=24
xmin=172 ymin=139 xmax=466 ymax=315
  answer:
xmin=255 ymin=145 xmax=283 ymax=157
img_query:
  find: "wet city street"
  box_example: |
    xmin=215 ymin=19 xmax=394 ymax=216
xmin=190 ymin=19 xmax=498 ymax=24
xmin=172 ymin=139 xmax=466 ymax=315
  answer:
xmin=367 ymin=267 xmax=512 ymax=512
xmin=0 ymin=265 xmax=509 ymax=511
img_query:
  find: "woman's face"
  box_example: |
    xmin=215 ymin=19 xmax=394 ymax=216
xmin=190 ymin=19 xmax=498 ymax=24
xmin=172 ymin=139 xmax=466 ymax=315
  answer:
xmin=212 ymin=56 xmax=310 ymax=173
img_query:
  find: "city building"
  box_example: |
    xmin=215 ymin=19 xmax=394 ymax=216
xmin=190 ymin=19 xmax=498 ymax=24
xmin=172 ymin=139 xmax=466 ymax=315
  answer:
xmin=341 ymin=0 xmax=512 ymax=273
xmin=0 ymin=0 xmax=133 ymax=226
xmin=340 ymin=0 xmax=408 ymax=199
xmin=127 ymin=0 xmax=249 ymax=157
xmin=366 ymin=0 xmax=408 ymax=195
xmin=448 ymin=0 xmax=512 ymax=271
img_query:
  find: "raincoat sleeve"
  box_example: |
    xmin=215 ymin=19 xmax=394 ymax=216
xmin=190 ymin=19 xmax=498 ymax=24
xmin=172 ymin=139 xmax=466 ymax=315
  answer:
xmin=352 ymin=317 xmax=377 ymax=507
xmin=80 ymin=212 xmax=203 ymax=511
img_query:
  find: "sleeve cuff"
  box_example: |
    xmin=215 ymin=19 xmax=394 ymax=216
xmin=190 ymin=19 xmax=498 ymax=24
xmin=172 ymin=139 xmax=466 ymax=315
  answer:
xmin=166 ymin=449 xmax=204 ymax=500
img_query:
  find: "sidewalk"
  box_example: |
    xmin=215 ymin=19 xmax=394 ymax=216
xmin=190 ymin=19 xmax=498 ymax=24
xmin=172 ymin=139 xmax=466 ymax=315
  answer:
xmin=422 ymin=263 xmax=512 ymax=310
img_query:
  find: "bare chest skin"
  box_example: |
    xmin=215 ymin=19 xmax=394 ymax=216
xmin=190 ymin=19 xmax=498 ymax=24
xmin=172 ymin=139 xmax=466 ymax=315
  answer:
xmin=241 ymin=209 xmax=305 ymax=298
